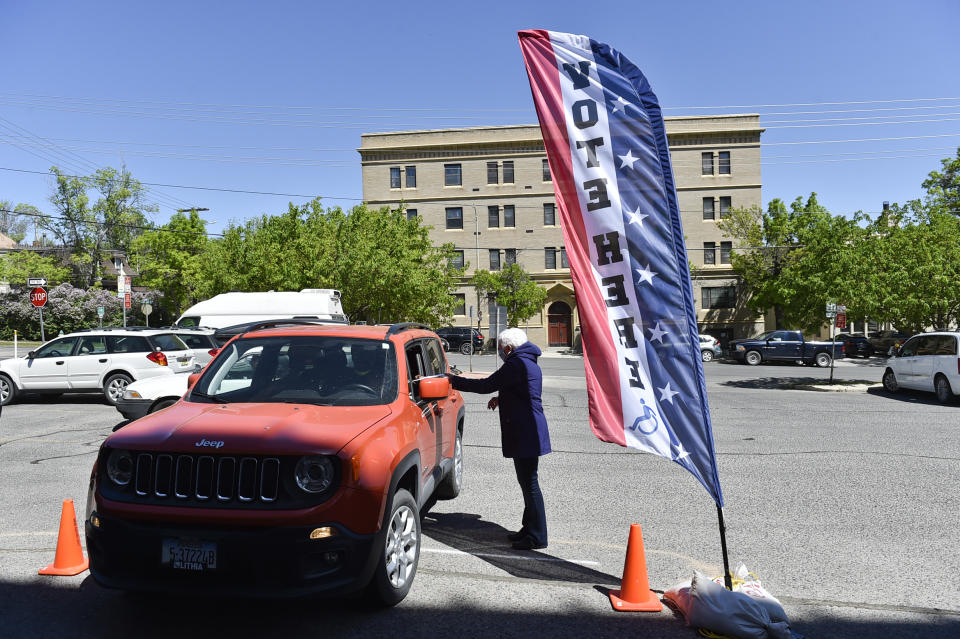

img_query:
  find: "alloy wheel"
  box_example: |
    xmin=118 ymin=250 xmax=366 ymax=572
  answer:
xmin=385 ymin=504 xmax=418 ymax=589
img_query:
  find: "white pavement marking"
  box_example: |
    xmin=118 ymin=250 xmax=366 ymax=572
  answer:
xmin=422 ymin=546 xmax=599 ymax=565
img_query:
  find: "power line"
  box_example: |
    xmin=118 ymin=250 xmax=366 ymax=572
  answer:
xmin=0 ymin=207 xmax=223 ymax=238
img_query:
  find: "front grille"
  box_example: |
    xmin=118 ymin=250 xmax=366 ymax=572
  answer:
xmin=129 ymin=453 xmax=280 ymax=504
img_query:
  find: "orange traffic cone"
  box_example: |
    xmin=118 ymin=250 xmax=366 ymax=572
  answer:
xmin=609 ymin=523 xmax=662 ymax=612
xmin=39 ymin=499 xmax=89 ymax=576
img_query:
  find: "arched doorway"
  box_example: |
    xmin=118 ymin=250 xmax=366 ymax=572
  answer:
xmin=547 ymin=301 xmax=572 ymax=347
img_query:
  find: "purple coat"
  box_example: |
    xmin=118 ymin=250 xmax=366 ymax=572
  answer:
xmin=449 ymin=342 xmax=551 ymax=458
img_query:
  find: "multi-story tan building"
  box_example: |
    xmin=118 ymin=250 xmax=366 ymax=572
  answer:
xmin=359 ymin=115 xmax=764 ymax=350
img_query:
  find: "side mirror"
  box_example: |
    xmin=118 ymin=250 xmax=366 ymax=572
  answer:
xmin=419 ymin=376 xmax=451 ymax=400
xmin=187 ymin=373 xmax=201 ymax=389
xmin=27 ymin=351 xmax=35 ymax=359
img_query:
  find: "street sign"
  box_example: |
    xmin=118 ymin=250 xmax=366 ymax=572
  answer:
xmin=97 ymin=306 xmax=105 ymax=318
xmin=28 ymin=277 xmax=47 ymax=287
xmin=30 ymin=287 xmax=47 ymax=308
xmin=124 ymin=292 xmax=131 ymax=309
xmin=836 ymin=313 xmax=847 ymax=329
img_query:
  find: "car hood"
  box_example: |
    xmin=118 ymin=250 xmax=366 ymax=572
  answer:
xmin=106 ymin=401 xmax=393 ymax=455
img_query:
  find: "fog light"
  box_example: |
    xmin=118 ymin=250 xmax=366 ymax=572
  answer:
xmin=309 ymin=526 xmax=335 ymax=540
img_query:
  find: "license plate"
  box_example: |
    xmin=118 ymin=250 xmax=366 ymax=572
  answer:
xmin=177 ymin=357 xmax=192 ymax=368
xmin=161 ymin=538 xmax=217 ymax=571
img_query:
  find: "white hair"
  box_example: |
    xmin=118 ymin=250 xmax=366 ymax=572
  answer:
xmin=497 ymin=328 xmax=528 ymax=349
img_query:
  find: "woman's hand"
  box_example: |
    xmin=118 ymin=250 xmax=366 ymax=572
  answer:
xmin=487 ymin=397 xmax=499 ymax=410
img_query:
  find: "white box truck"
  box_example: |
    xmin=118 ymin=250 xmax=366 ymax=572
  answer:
xmin=175 ymin=289 xmax=346 ymax=329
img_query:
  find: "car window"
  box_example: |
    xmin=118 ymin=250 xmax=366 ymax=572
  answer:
xmin=108 ymin=335 xmax=150 ymax=353
xmin=899 ymin=336 xmax=921 ymax=357
xmin=152 ymin=334 xmax=189 ymax=351
xmin=406 ymin=343 xmax=427 ymax=382
xmin=768 ymin=331 xmax=786 ymax=342
xmin=915 ymin=336 xmax=936 ymax=356
xmin=178 ymin=316 xmax=200 ymax=327
xmin=34 ymin=337 xmax=80 ymax=358
xmin=177 ymin=334 xmax=212 ymax=349
xmin=193 ymin=336 xmax=397 ymax=406
xmin=934 ymin=335 xmax=958 ymax=356
xmin=78 ymin=336 xmax=108 ymax=355
xmin=424 ymin=339 xmax=446 ymax=375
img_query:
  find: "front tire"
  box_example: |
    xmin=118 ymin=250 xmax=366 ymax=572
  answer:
xmin=815 ymin=352 xmax=832 ymax=368
xmin=934 ymin=375 xmax=953 ymax=404
xmin=882 ymin=369 xmax=899 ymax=393
xmin=459 ymin=342 xmax=473 ymax=355
xmin=103 ymin=373 xmax=133 ymax=406
xmin=0 ymin=374 xmax=16 ymax=406
xmin=744 ymin=350 xmax=762 ymax=366
xmin=701 ymin=350 xmax=714 ymax=362
xmin=368 ymin=488 xmax=420 ymax=606
xmin=436 ymin=428 xmax=463 ymax=499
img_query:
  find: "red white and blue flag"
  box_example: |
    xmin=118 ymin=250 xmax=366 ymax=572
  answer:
xmin=519 ymin=30 xmax=723 ymax=506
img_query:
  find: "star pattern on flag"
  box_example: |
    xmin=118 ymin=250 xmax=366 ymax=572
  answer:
xmin=618 ymin=149 xmax=639 ymax=170
xmin=610 ymin=95 xmax=629 ymax=114
xmin=648 ymin=322 xmax=668 ymax=343
xmin=635 ymin=264 xmax=657 ymax=286
xmin=658 ymin=382 xmax=679 ymax=404
xmin=625 ymin=205 xmax=648 ymax=227
xmin=672 ymin=442 xmax=691 ymax=461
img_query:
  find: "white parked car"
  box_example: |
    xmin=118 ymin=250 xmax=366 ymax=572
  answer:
xmin=0 ymin=328 xmax=196 ymax=406
xmin=699 ymin=334 xmax=722 ymax=362
xmin=882 ymin=332 xmax=960 ymax=404
xmin=116 ymin=374 xmax=191 ymax=422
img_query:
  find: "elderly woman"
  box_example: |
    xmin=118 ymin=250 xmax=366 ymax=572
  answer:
xmin=447 ymin=328 xmax=552 ymax=550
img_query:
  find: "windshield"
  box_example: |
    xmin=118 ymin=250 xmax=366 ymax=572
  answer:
xmin=153 ymin=334 xmax=189 ymax=351
xmin=190 ymin=336 xmax=398 ymax=406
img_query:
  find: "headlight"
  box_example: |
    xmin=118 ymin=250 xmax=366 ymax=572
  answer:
xmin=736 ymin=344 xmax=745 ymax=351
xmin=295 ymin=456 xmax=336 ymax=493
xmin=106 ymin=449 xmax=134 ymax=486
xmin=123 ymin=389 xmax=142 ymax=400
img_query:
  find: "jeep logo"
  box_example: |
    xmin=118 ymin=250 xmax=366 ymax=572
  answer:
xmin=195 ymin=438 xmax=225 ymax=448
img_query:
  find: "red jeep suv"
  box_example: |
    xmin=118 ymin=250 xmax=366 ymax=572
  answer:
xmin=85 ymin=322 xmax=465 ymax=605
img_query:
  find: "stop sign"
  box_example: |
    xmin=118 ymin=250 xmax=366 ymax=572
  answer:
xmin=30 ymin=287 xmax=47 ymax=308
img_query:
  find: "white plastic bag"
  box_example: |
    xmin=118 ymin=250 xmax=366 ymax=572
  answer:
xmin=714 ymin=564 xmax=789 ymax=625
xmin=688 ymin=571 xmax=793 ymax=639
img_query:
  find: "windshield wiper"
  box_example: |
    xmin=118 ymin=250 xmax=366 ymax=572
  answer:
xmin=190 ymin=391 xmax=228 ymax=404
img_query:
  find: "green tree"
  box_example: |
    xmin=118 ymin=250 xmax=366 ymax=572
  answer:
xmin=472 ymin=264 xmax=547 ymax=326
xmin=0 ymin=251 xmax=71 ymax=285
xmin=922 ymin=147 xmax=960 ymax=216
xmin=128 ymin=209 xmax=210 ymax=316
xmin=0 ymin=201 xmax=31 ymax=243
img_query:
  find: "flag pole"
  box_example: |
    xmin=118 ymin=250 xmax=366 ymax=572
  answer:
xmin=716 ymin=505 xmax=733 ymax=590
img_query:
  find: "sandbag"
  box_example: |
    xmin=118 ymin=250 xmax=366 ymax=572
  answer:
xmin=688 ymin=571 xmax=793 ymax=639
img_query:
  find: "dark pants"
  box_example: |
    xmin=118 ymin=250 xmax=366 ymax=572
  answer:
xmin=513 ymin=456 xmax=547 ymax=545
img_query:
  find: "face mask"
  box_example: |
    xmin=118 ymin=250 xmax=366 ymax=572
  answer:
xmin=498 ymin=347 xmax=508 ymax=361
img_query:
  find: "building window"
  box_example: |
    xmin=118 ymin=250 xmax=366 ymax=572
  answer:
xmin=445 ymin=207 xmax=463 ymax=230
xmin=390 ymin=167 xmax=401 ymax=189
xmin=489 ymin=249 xmax=501 ymax=271
xmin=543 ymin=203 xmax=556 ymax=226
xmin=444 ymin=164 xmax=462 ymax=186
xmin=406 ymin=208 xmax=418 ymax=221
xmin=503 ymin=205 xmax=515 ymax=227
xmin=405 ymin=166 xmax=417 ymax=188
xmin=545 ymin=247 xmax=556 ymax=269
xmin=450 ymin=250 xmax=465 ymax=270
xmin=542 ymin=159 xmax=551 ymax=182
xmin=720 ymin=241 xmax=732 ymax=264
xmin=701 ymin=152 xmax=714 ymax=175
xmin=718 ymin=151 xmax=731 ymax=175
xmin=452 ymin=294 xmax=466 ymax=315
xmin=503 ymin=161 xmax=514 ymax=184
xmin=719 ymin=196 xmax=731 ymax=218
xmin=703 ymin=242 xmax=716 ymax=265
xmin=560 ymin=247 xmax=568 ymax=268
xmin=702 ymin=286 xmax=736 ymax=309
xmin=505 ymin=248 xmax=517 ymax=266
xmin=487 ymin=162 xmax=499 ymax=185
xmin=488 ymin=205 xmax=499 ymax=228
xmin=703 ymin=197 xmax=715 ymax=220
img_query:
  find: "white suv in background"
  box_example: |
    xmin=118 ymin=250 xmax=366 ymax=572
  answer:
xmin=882 ymin=332 xmax=960 ymax=404
xmin=699 ymin=334 xmax=722 ymax=362
xmin=0 ymin=328 xmax=195 ymax=406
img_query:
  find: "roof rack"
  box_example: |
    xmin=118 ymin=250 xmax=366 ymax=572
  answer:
xmin=216 ymin=318 xmax=346 ymax=338
xmin=385 ymin=322 xmax=432 ymax=336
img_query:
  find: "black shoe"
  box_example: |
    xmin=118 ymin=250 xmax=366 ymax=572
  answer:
xmin=506 ymin=530 xmax=527 ymax=542
xmin=511 ymin=536 xmax=547 ymax=551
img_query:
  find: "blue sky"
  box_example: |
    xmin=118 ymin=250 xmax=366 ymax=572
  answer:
xmin=2 ymin=0 xmax=958 ymax=235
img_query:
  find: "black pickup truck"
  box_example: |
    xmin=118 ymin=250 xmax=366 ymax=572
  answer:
xmin=730 ymin=330 xmax=846 ymax=367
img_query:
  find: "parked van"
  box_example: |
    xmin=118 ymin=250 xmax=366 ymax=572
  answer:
xmin=175 ymin=289 xmax=347 ymax=329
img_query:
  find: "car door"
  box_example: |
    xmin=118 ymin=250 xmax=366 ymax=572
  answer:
xmin=19 ymin=337 xmax=82 ymax=390
xmin=404 ymin=341 xmax=439 ymax=486
xmin=893 ymin=336 xmax=922 ymax=389
xmin=763 ymin=331 xmax=791 ymax=361
xmin=910 ymin=335 xmax=939 ymax=392
xmin=423 ymin=337 xmax=459 ymax=468
xmin=70 ymin=335 xmax=111 ymax=389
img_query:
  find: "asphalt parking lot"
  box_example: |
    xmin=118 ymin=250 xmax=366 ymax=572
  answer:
xmin=1 ymin=351 xmax=958 ymax=638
